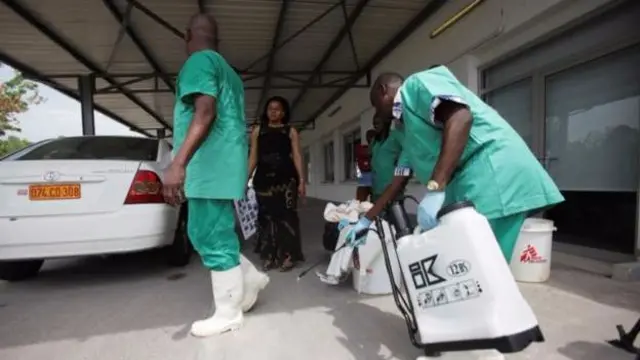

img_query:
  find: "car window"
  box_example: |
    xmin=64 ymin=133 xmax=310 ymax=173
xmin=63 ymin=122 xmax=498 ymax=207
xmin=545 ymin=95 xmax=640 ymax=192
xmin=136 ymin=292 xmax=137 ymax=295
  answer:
xmin=14 ymin=137 xmax=159 ymax=161
xmin=0 ymin=140 xmax=49 ymax=161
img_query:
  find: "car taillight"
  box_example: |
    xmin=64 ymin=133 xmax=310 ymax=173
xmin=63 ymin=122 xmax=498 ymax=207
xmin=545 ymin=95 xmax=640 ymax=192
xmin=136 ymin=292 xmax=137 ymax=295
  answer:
xmin=124 ymin=170 xmax=165 ymax=204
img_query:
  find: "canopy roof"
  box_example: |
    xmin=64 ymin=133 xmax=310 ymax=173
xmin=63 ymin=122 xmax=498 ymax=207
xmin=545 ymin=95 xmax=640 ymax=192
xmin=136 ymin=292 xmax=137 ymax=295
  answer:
xmin=0 ymin=0 xmax=446 ymax=136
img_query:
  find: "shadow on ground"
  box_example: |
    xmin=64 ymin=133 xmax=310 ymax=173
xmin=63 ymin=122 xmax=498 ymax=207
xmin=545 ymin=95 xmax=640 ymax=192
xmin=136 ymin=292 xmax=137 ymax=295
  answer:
xmin=558 ymin=340 xmax=638 ymax=360
xmin=544 ymin=262 xmax=640 ymax=313
xmin=0 ymin=198 xmax=424 ymax=360
xmin=2 ymin=197 xmax=639 ymax=360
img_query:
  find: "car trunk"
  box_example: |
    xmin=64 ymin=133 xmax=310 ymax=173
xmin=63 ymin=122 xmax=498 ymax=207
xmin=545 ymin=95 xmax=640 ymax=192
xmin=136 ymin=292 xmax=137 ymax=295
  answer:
xmin=0 ymin=160 xmax=142 ymax=218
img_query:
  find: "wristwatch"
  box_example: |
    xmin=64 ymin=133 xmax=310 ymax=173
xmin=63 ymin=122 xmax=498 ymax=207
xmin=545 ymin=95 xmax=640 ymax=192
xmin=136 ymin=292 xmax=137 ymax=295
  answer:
xmin=426 ymin=180 xmax=442 ymax=191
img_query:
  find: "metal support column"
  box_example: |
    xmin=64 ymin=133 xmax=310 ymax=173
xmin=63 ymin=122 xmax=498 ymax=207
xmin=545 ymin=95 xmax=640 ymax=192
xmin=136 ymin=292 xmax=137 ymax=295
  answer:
xmin=78 ymin=75 xmax=96 ymax=136
xmin=156 ymin=129 xmax=166 ymax=139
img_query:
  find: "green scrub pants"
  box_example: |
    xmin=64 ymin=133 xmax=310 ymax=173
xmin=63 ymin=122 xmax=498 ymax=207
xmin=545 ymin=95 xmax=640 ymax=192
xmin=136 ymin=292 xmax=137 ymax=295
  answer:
xmin=488 ymin=212 xmax=527 ymax=263
xmin=187 ymin=198 xmax=240 ymax=271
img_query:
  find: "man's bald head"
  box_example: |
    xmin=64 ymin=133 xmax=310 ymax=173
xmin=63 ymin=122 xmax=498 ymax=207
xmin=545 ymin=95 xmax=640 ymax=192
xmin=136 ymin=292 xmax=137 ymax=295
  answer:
xmin=372 ymin=72 xmax=404 ymax=89
xmin=186 ymin=13 xmax=219 ymax=53
xmin=370 ymin=72 xmax=404 ymax=118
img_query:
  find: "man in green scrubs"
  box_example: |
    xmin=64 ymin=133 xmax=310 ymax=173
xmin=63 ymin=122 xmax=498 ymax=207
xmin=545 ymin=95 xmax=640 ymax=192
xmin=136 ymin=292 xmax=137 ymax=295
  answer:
xmin=365 ymin=67 xmax=564 ymax=262
xmin=344 ymin=113 xmax=413 ymax=243
xmin=163 ymin=14 xmax=267 ymax=338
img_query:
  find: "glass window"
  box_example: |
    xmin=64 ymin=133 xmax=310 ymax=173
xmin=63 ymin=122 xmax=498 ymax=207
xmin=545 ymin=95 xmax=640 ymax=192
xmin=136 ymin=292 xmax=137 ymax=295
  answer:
xmin=342 ymin=128 xmax=361 ymax=181
xmin=323 ymin=141 xmax=334 ymax=182
xmin=482 ymin=1 xmax=639 ymax=89
xmin=14 ymin=136 xmax=159 ymax=162
xmin=484 ymin=79 xmax=534 ymax=148
xmin=545 ymin=45 xmax=640 ymax=192
xmin=302 ymin=147 xmax=311 ymax=184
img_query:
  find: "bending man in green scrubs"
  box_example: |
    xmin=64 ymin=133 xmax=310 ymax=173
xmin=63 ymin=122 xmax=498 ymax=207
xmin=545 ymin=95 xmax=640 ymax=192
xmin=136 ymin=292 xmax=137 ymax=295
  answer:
xmin=354 ymin=66 xmax=564 ymax=263
xmin=163 ymin=14 xmax=268 ymax=338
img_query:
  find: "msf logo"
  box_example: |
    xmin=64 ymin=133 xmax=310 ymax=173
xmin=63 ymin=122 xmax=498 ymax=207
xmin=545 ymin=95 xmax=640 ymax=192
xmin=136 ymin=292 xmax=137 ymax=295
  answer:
xmin=520 ymin=244 xmax=547 ymax=263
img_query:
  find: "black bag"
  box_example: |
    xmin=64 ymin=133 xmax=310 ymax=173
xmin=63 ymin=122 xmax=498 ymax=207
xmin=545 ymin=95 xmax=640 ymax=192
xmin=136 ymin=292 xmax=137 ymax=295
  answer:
xmin=322 ymin=221 xmax=340 ymax=251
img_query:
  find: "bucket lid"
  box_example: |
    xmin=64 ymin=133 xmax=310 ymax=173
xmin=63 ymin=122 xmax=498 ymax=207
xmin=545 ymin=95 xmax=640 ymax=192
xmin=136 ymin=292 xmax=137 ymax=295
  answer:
xmin=437 ymin=200 xmax=475 ymax=219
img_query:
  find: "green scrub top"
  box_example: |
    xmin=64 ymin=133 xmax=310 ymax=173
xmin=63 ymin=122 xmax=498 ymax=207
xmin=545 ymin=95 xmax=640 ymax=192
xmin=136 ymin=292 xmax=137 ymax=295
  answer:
xmin=173 ymin=50 xmax=248 ymax=200
xmin=370 ymin=129 xmax=410 ymax=201
xmin=397 ymin=66 xmax=564 ymax=219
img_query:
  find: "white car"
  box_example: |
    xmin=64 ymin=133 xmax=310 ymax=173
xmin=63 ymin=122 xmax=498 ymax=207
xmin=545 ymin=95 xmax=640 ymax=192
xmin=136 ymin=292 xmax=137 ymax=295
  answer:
xmin=0 ymin=135 xmax=192 ymax=281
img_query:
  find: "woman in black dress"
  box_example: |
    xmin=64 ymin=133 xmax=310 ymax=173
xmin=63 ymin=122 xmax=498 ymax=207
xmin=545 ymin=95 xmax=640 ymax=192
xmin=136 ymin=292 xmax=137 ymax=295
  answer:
xmin=248 ymin=96 xmax=305 ymax=271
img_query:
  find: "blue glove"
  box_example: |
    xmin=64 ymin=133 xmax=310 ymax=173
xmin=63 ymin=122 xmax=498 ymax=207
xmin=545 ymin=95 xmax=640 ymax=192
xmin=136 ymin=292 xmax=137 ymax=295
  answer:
xmin=346 ymin=216 xmax=372 ymax=247
xmin=337 ymin=218 xmax=351 ymax=231
xmin=417 ymin=191 xmax=446 ymax=231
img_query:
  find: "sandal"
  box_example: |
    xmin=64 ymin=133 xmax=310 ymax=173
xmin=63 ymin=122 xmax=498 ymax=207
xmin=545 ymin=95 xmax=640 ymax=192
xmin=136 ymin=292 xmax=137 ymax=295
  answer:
xmin=262 ymin=259 xmax=275 ymax=272
xmin=279 ymin=256 xmax=295 ymax=272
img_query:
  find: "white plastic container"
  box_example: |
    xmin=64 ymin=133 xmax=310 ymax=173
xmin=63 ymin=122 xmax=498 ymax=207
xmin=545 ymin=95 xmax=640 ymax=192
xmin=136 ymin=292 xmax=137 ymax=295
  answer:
xmin=351 ymin=219 xmax=402 ymax=295
xmin=509 ymin=218 xmax=555 ymax=283
xmin=395 ymin=201 xmax=542 ymax=351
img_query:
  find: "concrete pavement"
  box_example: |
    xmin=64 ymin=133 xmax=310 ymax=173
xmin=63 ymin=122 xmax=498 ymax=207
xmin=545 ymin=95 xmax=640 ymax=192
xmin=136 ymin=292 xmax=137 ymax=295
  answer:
xmin=0 ymin=199 xmax=639 ymax=360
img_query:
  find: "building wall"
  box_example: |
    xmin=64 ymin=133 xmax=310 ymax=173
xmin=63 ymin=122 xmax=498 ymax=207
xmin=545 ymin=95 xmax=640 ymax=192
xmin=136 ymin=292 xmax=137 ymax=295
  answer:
xmin=300 ymin=0 xmax=619 ymax=213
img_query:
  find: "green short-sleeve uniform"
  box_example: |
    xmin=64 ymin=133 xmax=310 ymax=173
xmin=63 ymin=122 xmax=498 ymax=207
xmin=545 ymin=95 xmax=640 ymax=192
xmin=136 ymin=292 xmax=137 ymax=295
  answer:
xmin=370 ymin=129 xmax=409 ymax=200
xmin=173 ymin=49 xmax=248 ymax=201
xmin=397 ymin=66 xmax=564 ymax=261
xmin=173 ymin=50 xmax=247 ymax=271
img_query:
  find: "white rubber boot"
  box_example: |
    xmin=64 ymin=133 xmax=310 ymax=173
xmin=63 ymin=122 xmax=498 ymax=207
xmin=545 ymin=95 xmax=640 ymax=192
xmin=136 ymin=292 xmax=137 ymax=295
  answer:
xmin=240 ymin=254 xmax=270 ymax=312
xmin=190 ymin=266 xmax=244 ymax=337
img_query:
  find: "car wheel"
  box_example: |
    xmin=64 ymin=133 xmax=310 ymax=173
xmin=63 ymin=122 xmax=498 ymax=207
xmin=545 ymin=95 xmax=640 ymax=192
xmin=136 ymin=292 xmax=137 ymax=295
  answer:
xmin=0 ymin=259 xmax=44 ymax=281
xmin=166 ymin=205 xmax=193 ymax=267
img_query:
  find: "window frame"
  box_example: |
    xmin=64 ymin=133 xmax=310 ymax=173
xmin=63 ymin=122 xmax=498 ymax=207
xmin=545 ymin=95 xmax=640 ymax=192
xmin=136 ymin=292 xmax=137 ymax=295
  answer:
xmin=479 ymin=2 xmax=640 ymax=162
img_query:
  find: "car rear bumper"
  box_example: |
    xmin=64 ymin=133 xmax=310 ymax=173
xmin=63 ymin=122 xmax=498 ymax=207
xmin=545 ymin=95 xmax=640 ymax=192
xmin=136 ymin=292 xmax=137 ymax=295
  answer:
xmin=0 ymin=205 xmax=178 ymax=261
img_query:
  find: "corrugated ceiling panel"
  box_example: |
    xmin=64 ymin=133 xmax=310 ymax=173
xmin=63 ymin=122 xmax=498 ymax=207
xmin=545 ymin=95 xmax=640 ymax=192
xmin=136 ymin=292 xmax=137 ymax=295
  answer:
xmin=20 ymin=0 xmax=152 ymax=74
xmin=274 ymin=2 xmax=346 ymax=72
xmin=351 ymin=3 xmax=419 ymax=64
xmin=291 ymin=88 xmax=338 ymax=124
xmin=0 ymin=0 xmax=430 ymax=134
xmin=0 ymin=1 xmax=88 ymax=74
xmin=206 ymin=0 xmax=280 ymax=71
xmin=126 ymin=0 xmax=191 ymax=74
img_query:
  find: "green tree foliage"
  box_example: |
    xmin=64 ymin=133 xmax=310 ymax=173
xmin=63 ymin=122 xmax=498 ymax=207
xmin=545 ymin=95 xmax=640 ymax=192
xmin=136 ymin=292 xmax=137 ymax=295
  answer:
xmin=0 ymin=64 xmax=44 ymax=157
xmin=0 ymin=135 xmax=31 ymax=158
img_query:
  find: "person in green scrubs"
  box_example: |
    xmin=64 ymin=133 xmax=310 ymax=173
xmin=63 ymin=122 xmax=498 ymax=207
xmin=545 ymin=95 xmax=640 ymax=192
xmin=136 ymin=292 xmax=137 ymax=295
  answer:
xmin=370 ymin=114 xmax=408 ymax=202
xmin=362 ymin=67 xmax=564 ymax=263
xmin=163 ymin=14 xmax=267 ymax=338
xmin=343 ymin=113 xmax=413 ymax=243
xmin=344 ymin=68 xmax=561 ymax=359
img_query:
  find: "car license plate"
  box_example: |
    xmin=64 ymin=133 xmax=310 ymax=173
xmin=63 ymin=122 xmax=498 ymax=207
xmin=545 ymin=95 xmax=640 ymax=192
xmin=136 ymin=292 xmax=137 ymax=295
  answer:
xmin=29 ymin=184 xmax=81 ymax=201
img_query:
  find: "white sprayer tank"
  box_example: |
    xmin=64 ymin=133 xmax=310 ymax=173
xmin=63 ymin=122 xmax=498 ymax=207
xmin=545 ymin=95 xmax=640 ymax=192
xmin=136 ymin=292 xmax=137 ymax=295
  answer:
xmin=395 ymin=201 xmax=543 ymax=353
xmin=509 ymin=218 xmax=555 ymax=283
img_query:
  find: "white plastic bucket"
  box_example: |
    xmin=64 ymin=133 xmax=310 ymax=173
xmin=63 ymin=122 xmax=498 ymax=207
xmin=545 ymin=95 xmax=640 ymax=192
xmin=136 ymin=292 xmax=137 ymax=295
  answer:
xmin=509 ymin=218 xmax=556 ymax=283
xmin=351 ymin=220 xmax=401 ymax=295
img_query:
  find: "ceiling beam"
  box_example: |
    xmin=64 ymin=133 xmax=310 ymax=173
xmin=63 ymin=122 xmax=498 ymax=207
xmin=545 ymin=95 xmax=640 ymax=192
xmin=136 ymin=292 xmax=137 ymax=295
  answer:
xmin=126 ymin=0 xmax=183 ymax=38
xmin=255 ymin=0 xmax=291 ymax=117
xmin=0 ymin=51 xmax=151 ymax=137
xmin=103 ymin=0 xmax=175 ymax=93
xmin=126 ymin=0 xmax=241 ymax=74
xmin=340 ymin=0 xmax=360 ymax=69
xmin=0 ymin=0 xmax=171 ymax=129
xmin=299 ymin=0 xmax=448 ymax=131
xmin=242 ymin=1 xmax=342 ymax=72
xmin=290 ymin=0 xmax=371 ymax=111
